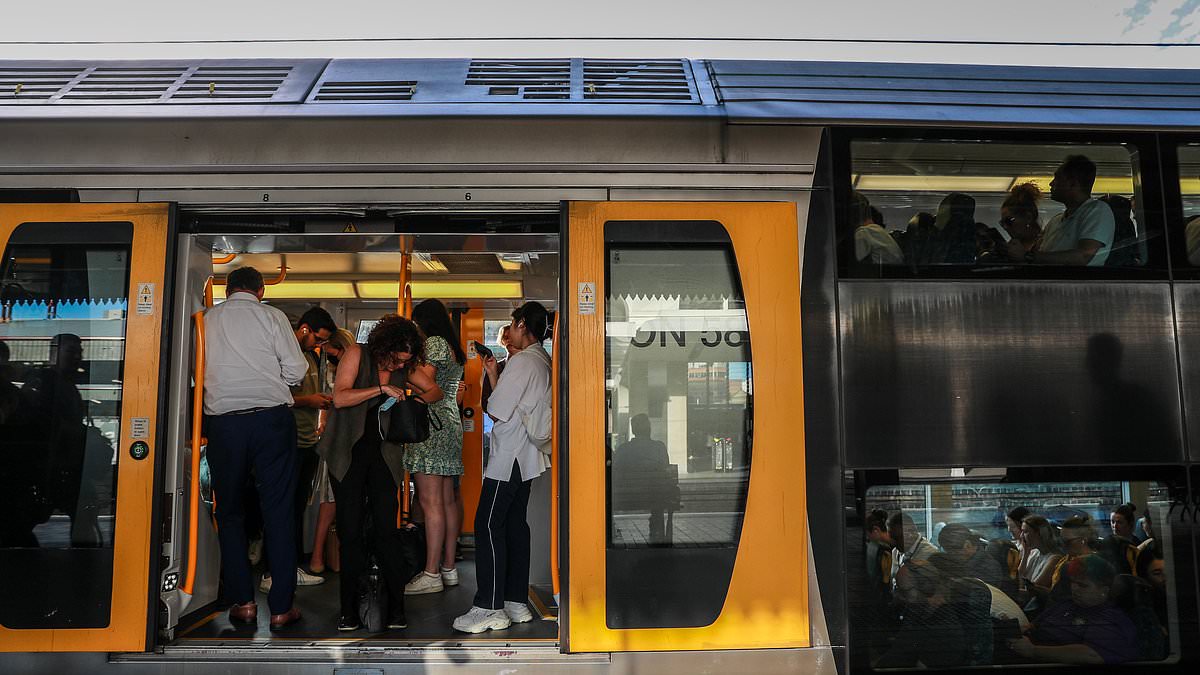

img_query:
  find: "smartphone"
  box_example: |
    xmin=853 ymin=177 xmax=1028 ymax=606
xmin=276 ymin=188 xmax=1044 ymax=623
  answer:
xmin=379 ymin=396 xmax=398 ymax=412
xmin=474 ymin=341 xmax=494 ymax=360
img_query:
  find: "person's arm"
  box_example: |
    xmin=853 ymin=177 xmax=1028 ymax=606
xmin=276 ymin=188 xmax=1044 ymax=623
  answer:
xmin=1029 ymin=553 xmax=1062 ymax=593
xmin=1008 ymin=637 xmax=1104 ymax=665
xmin=331 ymin=344 xmax=387 ymax=409
xmin=407 ymin=363 xmax=444 ymax=403
xmin=274 ymin=312 xmax=309 ymax=386
xmin=1030 ymin=240 xmax=1104 ymax=266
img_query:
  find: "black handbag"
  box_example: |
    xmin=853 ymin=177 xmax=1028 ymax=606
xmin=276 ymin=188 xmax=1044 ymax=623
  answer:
xmin=378 ymin=396 xmax=442 ymax=444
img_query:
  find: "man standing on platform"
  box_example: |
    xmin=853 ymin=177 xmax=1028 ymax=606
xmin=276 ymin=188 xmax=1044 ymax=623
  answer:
xmin=203 ymin=266 xmax=309 ymax=628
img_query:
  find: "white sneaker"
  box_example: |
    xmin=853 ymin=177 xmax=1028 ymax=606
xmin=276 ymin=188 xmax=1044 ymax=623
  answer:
xmin=260 ymin=567 xmax=325 ymax=592
xmin=296 ymin=567 xmax=325 ymax=586
xmin=452 ymin=606 xmax=512 ymax=633
xmin=504 ymin=601 xmax=533 ymax=623
xmin=440 ymin=566 xmax=459 ymax=587
xmin=404 ymin=570 xmax=444 ymax=595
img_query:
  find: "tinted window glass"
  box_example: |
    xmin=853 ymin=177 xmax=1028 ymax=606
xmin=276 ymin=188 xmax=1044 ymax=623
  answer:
xmin=0 ymin=222 xmax=131 ymax=629
xmin=604 ymin=222 xmax=751 ymax=628
xmin=846 ymin=139 xmax=1151 ymax=276
xmin=853 ymin=479 xmax=1177 ymax=669
xmin=1181 ymin=144 xmax=1200 ymax=266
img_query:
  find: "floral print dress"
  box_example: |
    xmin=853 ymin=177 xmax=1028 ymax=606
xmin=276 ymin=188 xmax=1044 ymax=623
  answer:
xmin=402 ymin=335 xmax=464 ymax=476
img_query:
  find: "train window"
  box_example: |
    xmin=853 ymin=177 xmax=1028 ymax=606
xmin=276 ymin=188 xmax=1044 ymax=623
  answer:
xmin=852 ymin=479 xmax=1179 ymax=669
xmin=844 ymin=138 xmax=1156 ymax=277
xmin=1180 ymin=144 xmax=1200 ymax=266
xmin=0 ymin=221 xmax=132 ymax=629
xmin=604 ymin=221 xmax=751 ymax=628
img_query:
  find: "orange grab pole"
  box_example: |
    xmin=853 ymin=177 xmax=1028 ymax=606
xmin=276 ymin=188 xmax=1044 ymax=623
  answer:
xmin=211 ymin=266 xmax=287 ymax=286
xmin=203 ymin=277 xmax=214 ymax=308
xmin=550 ymin=311 xmax=561 ymax=597
xmin=182 ymin=310 xmax=207 ymax=595
xmin=211 ymin=253 xmax=237 ymax=265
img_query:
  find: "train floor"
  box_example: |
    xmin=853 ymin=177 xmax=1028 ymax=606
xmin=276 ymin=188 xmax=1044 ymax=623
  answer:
xmin=173 ymin=558 xmax=559 ymax=645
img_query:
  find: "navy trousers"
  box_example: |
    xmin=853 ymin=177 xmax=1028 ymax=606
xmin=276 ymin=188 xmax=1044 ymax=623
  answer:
xmin=472 ymin=460 xmax=532 ymax=610
xmin=205 ymin=406 xmax=298 ymax=614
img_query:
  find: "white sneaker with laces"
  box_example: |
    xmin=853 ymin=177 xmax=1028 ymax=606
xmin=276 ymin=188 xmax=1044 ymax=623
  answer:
xmin=296 ymin=567 xmax=325 ymax=586
xmin=440 ymin=566 xmax=459 ymax=587
xmin=504 ymin=601 xmax=533 ymax=623
xmin=453 ymin=606 xmax=512 ymax=633
xmin=404 ymin=570 xmax=444 ymax=595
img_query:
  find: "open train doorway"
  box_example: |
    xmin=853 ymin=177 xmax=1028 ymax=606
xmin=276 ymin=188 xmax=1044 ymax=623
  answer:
xmin=160 ymin=212 xmax=562 ymax=648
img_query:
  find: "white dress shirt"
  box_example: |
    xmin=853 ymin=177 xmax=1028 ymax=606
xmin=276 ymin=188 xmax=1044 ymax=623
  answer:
xmin=202 ymin=291 xmax=309 ymax=415
xmin=485 ymin=343 xmax=551 ymax=482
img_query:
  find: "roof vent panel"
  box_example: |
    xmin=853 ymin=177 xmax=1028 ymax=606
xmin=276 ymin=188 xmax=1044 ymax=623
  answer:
xmin=583 ymin=59 xmax=695 ymax=101
xmin=0 ymin=67 xmax=86 ymax=102
xmin=466 ymin=60 xmax=571 ymax=100
xmin=313 ymin=80 xmax=418 ymax=103
xmin=168 ymin=65 xmax=295 ymax=101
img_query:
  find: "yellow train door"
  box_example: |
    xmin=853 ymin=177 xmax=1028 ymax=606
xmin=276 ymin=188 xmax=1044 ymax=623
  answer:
xmin=0 ymin=203 xmax=171 ymax=652
xmin=565 ymin=201 xmax=810 ymax=652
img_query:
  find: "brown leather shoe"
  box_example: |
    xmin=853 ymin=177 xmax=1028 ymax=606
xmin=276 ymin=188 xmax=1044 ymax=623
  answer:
xmin=229 ymin=601 xmax=257 ymax=623
xmin=269 ymin=607 xmax=302 ymax=628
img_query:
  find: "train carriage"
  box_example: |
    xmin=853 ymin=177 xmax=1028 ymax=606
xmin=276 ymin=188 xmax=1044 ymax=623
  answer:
xmin=0 ymin=56 xmax=1197 ymax=674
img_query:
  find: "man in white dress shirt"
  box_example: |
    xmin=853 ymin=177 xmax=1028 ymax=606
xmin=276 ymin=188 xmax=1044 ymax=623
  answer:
xmin=203 ymin=266 xmax=309 ymax=628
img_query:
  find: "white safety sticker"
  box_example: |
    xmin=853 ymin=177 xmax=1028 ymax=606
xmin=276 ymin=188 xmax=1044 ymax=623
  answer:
xmin=578 ymin=281 xmax=596 ymax=315
xmin=131 ymin=417 xmax=150 ymax=439
xmin=136 ymin=282 xmax=155 ymax=315
xmin=463 ymin=419 xmax=476 ymax=433
xmin=467 ymin=341 xmax=477 ymax=359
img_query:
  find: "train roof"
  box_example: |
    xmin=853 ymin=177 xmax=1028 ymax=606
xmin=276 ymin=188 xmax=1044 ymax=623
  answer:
xmin=2 ymin=57 xmax=1199 ymax=129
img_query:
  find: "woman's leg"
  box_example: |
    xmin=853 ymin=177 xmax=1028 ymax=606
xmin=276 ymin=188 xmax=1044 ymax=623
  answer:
xmin=441 ymin=477 xmax=461 ymax=570
xmin=330 ymin=467 xmax=367 ymax=617
xmin=413 ymin=472 xmax=446 ymax=575
xmin=309 ymin=501 xmax=336 ymax=571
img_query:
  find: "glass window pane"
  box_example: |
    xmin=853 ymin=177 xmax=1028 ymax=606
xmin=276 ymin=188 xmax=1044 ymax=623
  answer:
xmin=1181 ymin=144 xmax=1200 ymax=266
xmin=0 ymin=221 xmax=132 ymax=629
xmin=846 ymin=139 xmax=1148 ymax=276
xmin=603 ymin=226 xmax=751 ymax=630
xmin=853 ymin=479 xmax=1177 ymax=668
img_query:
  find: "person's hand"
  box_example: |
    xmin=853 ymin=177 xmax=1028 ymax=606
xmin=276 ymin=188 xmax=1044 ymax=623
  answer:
xmin=1008 ymin=636 xmax=1036 ymax=658
xmin=314 ymin=393 xmax=333 ymax=410
xmin=1006 ymin=240 xmax=1028 ymax=261
xmin=381 ymin=384 xmax=406 ymax=399
xmin=483 ymin=355 xmax=499 ymax=380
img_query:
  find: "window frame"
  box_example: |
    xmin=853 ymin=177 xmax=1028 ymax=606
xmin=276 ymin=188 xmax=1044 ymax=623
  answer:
xmin=832 ymin=127 xmax=1170 ymax=281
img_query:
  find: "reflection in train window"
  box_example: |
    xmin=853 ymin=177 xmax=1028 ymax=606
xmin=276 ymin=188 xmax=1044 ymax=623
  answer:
xmin=603 ymin=223 xmax=752 ymax=629
xmin=0 ymin=221 xmax=132 ymax=629
xmin=855 ymin=480 xmax=1177 ymax=669
xmin=1181 ymin=144 xmax=1200 ymax=266
xmin=845 ymin=139 xmax=1152 ymax=276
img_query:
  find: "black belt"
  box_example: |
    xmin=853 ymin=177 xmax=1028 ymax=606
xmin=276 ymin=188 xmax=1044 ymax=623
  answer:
xmin=222 ymin=404 xmax=287 ymax=416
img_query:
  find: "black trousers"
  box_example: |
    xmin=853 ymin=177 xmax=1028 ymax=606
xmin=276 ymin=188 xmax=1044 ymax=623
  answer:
xmin=473 ymin=460 xmax=532 ymax=610
xmin=205 ymin=406 xmax=297 ymax=614
xmin=330 ymin=437 xmax=409 ymax=617
xmin=244 ymin=443 xmax=320 ymax=563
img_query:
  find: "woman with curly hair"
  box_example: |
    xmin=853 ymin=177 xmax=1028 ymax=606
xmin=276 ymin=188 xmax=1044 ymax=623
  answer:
xmin=317 ymin=315 xmax=439 ymax=631
xmin=1002 ymin=182 xmax=1044 ymax=262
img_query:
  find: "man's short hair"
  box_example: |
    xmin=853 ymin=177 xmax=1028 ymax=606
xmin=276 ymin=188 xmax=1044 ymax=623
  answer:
xmin=297 ymin=306 xmax=336 ymax=335
xmin=865 ymin=509 xmax=889 ymax=533
xmin=938 ymin=523 xmax=975 ymax=553
xmin=1059 ymin=154 xmax=1098 ymax=193
xmin=226 ymin=266 xmax=264 ymax=294
xmin=630 ymin=413 xmax=651 ymax=438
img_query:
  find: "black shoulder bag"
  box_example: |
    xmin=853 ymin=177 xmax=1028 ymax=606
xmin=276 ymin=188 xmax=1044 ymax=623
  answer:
xmin=378 ymin=395 xmax=443 ymax=444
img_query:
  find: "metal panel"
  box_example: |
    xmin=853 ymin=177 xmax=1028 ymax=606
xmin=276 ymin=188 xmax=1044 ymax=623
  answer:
xmin=1173 ymin=283 xmax=1200 ymax=462
xmin=839 ymin=281 xmax=1184 ymax=467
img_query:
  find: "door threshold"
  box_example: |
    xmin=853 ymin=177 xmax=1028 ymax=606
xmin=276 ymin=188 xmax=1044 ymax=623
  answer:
xmin=117 ymin=642 xmax=598 ymax=665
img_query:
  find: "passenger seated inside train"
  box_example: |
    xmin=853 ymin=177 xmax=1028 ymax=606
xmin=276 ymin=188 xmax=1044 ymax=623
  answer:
xmin=1007 ymin=154 xmax=1115 ymax=266
xmin=1099 ymin=194 xmax=1140 ymax=267
xmin=937 ymin=523 xmax=1005 ymax=590
xmin=850 ymin=191 xmax=904 ymax=266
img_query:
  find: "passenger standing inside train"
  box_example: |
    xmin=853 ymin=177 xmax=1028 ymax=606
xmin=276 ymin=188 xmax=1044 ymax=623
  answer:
xmin=454 ymin=302 xmax=552 ymax=634
xmin=318 ymin=316 xmax=435 ymax=631
xmin=308 ymin=328 xmax=356 ymax=575
xmin=1011 ymin=155 xmax=1114 ymax=266
xmin=259 ymin=307 xmax=335 ymax=592
xmin=202 ymin=266 xmax=309 ymax=628
xmin=402 ymin=299 xmax=466 ymax=596
xmin=850 ymin=191 xmax=904 ymax=266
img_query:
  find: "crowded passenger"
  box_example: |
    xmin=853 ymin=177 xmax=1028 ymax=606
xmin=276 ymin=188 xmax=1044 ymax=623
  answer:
xmin=402 ymin=299 xmax=466 ymax=596
xmin=864 ymin=509 xmax=895 ymax=595
xmin=888 ymin=512 xmax=937 ymax=584
xmin=997 ymin=182 xmax=1044 ymax=262
xmin=876 ymin=556 xmax=993 ymax=667
xmin=1135 ymin=542 xmax=1168 ymax=629
xmin=307 ymin=328 xmax=357 ymax=575
xmin=318 ymin=315 xmax=434 ymax=632
xmin=1018 ymin=514 xmax=1064 ymax=611
xmin=1009 ymin=555 xmax=1138 ymax=665
xmin=851 ymin=191 xmax=904 ymax=266
xmin=1100 ymin=194 xmax=1139 ymax=267
xmin=203 ymin=267 xmax=309 ymax=628
xmin=938 ymin=523 xmax=1005 ymax=589
xmin=1020 ymin=155 xmax=1115 ymax=266
xmin=454 ymin=302 xmax=552 ymax=634
xmin=259 ymin=306 xmax=336 ymax=592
